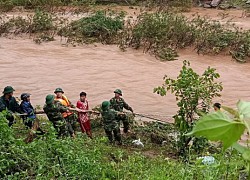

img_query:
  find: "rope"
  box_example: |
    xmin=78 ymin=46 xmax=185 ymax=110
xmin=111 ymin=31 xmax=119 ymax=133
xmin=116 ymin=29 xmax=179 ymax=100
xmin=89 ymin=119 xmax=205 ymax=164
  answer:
xmin=134 ymin=113 xmax=173 ymax=124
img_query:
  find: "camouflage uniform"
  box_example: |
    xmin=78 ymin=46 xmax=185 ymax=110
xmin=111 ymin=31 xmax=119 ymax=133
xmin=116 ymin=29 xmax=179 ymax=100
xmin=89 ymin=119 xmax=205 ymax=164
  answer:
xmin=101 ymin=101 xmax=122 ymax=144
xmin=43 ymin=101 xmax=69 ymax=137
xmin=110 ymin=97 xmax=133 ymax=133
xmin=0 ymin=86 xmax=22 ymax=127
xmin=54 ymin=88 xmax=77 ymax=136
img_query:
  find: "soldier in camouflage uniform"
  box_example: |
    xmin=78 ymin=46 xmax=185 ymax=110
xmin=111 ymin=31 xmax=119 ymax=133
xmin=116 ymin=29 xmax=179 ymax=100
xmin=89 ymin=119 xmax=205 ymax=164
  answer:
xmin=54 ymin=88 xmax=78 ymax=138
xmin=43 ymin=94 xmax=70 ymax=137
xmin=110 ymin=89 xmax=133 ymax=133
xmin=0 ymin=86 xmax=22 ymax=127
xmin=101 ymin=101 xmax=123 ymax=145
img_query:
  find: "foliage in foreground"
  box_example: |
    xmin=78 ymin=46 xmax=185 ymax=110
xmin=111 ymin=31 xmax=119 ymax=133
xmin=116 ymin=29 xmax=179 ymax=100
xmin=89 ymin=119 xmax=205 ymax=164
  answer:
xmin=0 ymin=110 xmax=246 ymax=179
xmin=188 ymin=100 xmax=250 ymax=177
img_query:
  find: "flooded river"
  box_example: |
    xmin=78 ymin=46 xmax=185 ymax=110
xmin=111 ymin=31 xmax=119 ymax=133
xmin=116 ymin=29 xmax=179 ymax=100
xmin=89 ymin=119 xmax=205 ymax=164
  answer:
xmin=1 ymin=7 xmax=250 ymax=121
xmin=1 ymin=37 xmax=250 ymax=120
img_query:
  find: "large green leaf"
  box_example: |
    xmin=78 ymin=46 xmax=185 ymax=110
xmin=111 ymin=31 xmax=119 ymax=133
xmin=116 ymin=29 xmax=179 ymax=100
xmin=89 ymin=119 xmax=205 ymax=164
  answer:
xmin=186 ymin=111 xmax=245 ymax=149
xmin=222 ymin=106 xmax=239 ymax=118
xmin=237 ymin=100 xmax=250 ymax=133
xmin=237 ymin=100 xmax=250 ymax=118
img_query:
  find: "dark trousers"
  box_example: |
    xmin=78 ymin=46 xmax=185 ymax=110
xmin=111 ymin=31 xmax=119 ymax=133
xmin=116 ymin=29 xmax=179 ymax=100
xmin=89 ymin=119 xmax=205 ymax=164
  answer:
xmin=65 ymin=113 xmax=77 ymax=136
xmin=119 ymin=115 xmax=129 ymax=133
xmin=105 ymin=128 xmax=121 ymax=143
xmin=53 ymin=121 xmax=68 ymax=137
xmin=7 ymin=116 xmax=15 ymax=127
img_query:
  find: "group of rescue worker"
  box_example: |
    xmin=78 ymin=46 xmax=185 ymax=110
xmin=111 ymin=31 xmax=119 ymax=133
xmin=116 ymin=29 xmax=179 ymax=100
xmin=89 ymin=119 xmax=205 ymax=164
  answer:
xmin=0 ymin=86 xmax=133 ymax=145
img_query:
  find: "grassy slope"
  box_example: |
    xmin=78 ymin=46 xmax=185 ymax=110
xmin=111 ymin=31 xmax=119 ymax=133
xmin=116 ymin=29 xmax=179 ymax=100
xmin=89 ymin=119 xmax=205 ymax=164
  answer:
xmin=0 ymin=115 xmax=246 ymax=179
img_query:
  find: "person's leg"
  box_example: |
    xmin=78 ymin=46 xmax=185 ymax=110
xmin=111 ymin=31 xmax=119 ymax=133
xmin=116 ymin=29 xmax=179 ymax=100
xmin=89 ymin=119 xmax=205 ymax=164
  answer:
xmin=54 ymin=120 xmax=68 ymax=138
xmin=32 ymin=118 xmax=45 ymax=135
xmin=70 ymin=113 xmax=78 ymax=132
xmin=79 ymin=121 xmax=86 ymax=133
xmin=59 ymin=121 xmax=68 ymax=137
xmin=105 ymin=129 xmax=113 ymax=143
xmin=122 ymin=117 xmax=129 ymax=133
xmin=113 ymin=128 xmax=122 ymax=145
xmin=83 ymin=120 xmax=92 ymax=139
xmin=25 ymin=119 xmax=37 ymax=143
xmin=7 ymin=116 xmax=15 ymax=127
xmin=65 ymin=116 xmax=75 ymax=138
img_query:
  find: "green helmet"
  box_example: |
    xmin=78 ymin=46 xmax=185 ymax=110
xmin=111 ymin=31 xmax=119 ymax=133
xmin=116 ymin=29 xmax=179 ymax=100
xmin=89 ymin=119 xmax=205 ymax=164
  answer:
xmin=54 ymin=88 xmax=64 ymax=94
xmin=3 ymin=86 xmax=15 ymax=94
xmin=114 ymin=89 xmax=122 ymax=96
xmin=102 ymin=101 xmax=110 ymax=110
xmin=45 ymin=94 xmax=55 ymax=105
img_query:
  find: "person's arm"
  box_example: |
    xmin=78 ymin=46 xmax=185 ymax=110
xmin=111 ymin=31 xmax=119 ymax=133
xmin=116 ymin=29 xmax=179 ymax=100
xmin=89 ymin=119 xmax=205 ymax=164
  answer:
xmin=58 ymin=103 xmax=69 ymax=113
xmin=109 ymin=98 xmax=114 ymax=109
xmin=21 ymin=102 xmax=33 ymax=115
xmin=13 ymin=98 xmax=22 ymax=113
xmin=76 ymin=101 xmax=81 ymax=109
xmin=69 ymin=100 xmax=76 ymax=108
xmin=0 ymin=99 xmax=6 ymax=112
xmin=122 ymin=99 xmax=133 ymax=113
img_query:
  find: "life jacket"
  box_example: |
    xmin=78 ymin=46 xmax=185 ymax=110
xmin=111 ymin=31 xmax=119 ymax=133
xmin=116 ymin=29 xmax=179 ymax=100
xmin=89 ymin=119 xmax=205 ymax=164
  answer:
xmin=55 ymin=95 xmax=73 ymax=118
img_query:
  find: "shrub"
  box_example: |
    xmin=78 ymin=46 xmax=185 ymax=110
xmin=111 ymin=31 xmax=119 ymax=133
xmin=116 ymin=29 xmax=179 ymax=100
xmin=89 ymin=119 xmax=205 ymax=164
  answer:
xmin=58 ymin=10 xmax=125 ymax=44
xmin=31 ymin=10 xmax=54 ymax=32
xmin=154 ymin=60 xmax=223 ymax=157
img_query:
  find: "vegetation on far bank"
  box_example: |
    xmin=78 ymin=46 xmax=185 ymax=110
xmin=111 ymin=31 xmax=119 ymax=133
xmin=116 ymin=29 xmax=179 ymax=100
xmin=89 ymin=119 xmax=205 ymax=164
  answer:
xmin=1 ymin=7 xmax=250 ymax=62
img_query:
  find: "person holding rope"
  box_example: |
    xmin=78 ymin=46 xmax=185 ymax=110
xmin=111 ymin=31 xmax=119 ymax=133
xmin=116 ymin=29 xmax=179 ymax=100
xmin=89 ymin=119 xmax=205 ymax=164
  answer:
xmin=110 ymin=89 xmax=133 ymax=133
xmin=101 ymin=101 xmax=123 ymax=145
xmin=0 ymin=86 xmax=22 ymax=127
xmin=76 ymin=92 xmax=92 ymax=139
xmin=43 ymin=94 xmax=76 ymax=137
xmin=20 ymin=93 xmax=44 ymax=142
xmin=54 ymin=88 xmax=78 ymax=138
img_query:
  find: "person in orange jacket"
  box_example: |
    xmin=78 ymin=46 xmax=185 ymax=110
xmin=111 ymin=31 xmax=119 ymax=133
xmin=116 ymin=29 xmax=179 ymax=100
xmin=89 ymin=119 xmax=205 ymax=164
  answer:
xmin=54 ymin=88 xmax=77 ymax=138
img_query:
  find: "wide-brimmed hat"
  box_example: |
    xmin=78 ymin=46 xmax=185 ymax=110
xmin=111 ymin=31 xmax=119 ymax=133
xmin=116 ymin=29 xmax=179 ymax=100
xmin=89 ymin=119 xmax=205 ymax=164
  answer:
xmin=114 ymin=89 xmax=122 ymax=96
xmin=3 ymin=86 xmax=15 ymax=94
xmin=54 ymin=88 xmax=64 ymax=94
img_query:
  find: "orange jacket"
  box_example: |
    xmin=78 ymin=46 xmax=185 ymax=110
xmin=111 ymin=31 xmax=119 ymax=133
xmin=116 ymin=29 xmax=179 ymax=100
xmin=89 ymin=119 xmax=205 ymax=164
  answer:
xmin=55 ymin=95 xmax=73 ymax=118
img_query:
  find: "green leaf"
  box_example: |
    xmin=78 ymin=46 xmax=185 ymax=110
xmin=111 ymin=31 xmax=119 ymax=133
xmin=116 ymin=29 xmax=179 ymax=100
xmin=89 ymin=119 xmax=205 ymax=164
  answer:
xmin=237 ymin=100 xmax=250 ymax=119
xmin=237 ymin=100 xmax=250 ymax=133
xmin=232 ymin=142 xmax=248 ymax=154
xmin=222 ymin=106 xmax=239 ymax=118
xmin=186 ymin=111 xmax=245 ymax=149
xmin=243 ymin=151 xmax=250 ymax=162
xmin=235 ymin=143 xmax=250 ymax=162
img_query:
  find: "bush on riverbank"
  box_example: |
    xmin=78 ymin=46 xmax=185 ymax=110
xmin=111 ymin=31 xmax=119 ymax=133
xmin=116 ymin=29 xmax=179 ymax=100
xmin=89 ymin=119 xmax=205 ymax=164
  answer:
xmin=1 ymin=9 xmax=250 ymax=62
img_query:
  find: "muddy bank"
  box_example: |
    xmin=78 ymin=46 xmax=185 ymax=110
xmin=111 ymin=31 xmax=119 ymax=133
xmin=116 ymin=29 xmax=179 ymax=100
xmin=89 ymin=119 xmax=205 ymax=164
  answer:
xmin=1 ymin=37 xmax=250 ymax=120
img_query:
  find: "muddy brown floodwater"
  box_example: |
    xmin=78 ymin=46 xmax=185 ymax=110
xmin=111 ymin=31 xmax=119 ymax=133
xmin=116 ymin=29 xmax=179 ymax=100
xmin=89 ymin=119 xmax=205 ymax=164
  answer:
xmin=1 ymin=7 xmax=250 ymax=122
xmin=1 ymin=37 xmax=250 ymax=121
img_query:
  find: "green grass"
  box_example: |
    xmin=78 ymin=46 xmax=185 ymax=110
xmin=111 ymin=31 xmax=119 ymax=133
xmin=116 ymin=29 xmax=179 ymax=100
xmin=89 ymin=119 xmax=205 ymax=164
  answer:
xmin=0 ymin=112 xmax=247 ymax=179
